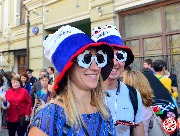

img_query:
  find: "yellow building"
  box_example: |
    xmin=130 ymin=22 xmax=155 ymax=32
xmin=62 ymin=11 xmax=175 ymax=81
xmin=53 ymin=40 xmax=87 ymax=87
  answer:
xmin=0 ymin=0 xmax=180 ymax=88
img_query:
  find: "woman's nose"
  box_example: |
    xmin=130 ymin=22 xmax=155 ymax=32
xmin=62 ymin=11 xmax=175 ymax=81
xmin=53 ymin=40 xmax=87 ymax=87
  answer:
xmin=89 ymin=60 xmax=100 ymax=71
xmin=113 ymin=57 xmax=118 ymax=66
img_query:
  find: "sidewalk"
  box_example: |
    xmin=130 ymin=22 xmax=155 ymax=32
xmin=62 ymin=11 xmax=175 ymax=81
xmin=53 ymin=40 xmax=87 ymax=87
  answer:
xmin=1 ymin=127 xmax=8 ymax=136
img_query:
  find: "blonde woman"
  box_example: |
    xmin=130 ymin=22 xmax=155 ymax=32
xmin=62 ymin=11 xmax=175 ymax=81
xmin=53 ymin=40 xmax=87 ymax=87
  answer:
xmin=28 ymin=25 xmax=115 ymax=136
xmin=123 ymin=70 xmax=154 ymax=136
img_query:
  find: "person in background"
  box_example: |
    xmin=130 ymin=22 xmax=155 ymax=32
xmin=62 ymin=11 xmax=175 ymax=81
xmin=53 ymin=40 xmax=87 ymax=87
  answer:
xmin=11 ymin=72 xmax=16 ymax=77
xmin=119 ymin=65 xmax=131 ymax=81
xmin=92 ymin=25 xmax=145 ymax=136
xmin=3 ymin=77 xmax=31 ymax=136
xmin=164 ymin=68 xmax=179 ymax=101
xmin=0 ymin=95 xmax=10 ymax=131
xmin=26 ymin=69 xmax=37 ymax=86
xmin=153 ymin=60 xmax=178 ymax=100
xmin=12 ymin=72 xmax=20 ymax=78
xmin=20 ymin=72 xmax=31 ymax=94
xmin=0 ymin=71 xmax=13 ymax=129
xmin=123 ymin=70 xmax=154 ymax=136
xmin=143 ymin=59 xmax=156 ymax=75
xmin=47 ymin=67 xmax=54 ymax=80
xmin=30 ymin=74 xmax=50 ymax=121
xmin=30 ymin=69 xmax=48 ymax=107
xmin=29 ymin=25 xmax=115 ymax=136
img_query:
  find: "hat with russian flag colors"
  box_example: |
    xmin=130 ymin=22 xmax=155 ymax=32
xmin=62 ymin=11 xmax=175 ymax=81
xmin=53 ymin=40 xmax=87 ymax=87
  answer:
xmin=43 ymin=25 xmax=114 ymax=91
xmin=92 ymin=25 xmax=134 ymax=68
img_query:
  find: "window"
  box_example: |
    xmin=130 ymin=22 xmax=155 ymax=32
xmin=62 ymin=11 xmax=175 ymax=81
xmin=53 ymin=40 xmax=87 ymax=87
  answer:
xmin=119 ymin=1 xmax=180 ymax=87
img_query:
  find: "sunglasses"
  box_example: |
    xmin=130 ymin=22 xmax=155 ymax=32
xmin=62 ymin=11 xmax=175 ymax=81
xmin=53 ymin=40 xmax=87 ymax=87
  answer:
xmin=27 ymin=71 xmax=31 ymax=74
xmin=73 ymin=50 xmax=108 ymax=68
xmin=114 ymin=50 xmax=127 ymax=63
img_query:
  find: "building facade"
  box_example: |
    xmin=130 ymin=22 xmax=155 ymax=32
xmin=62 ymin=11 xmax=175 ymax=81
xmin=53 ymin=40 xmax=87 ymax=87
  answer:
xmin=0 ymin=0 xmax=179 ymax=88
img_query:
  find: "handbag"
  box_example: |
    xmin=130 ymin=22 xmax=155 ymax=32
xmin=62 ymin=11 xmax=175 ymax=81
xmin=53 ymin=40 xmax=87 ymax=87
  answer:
xmin=19 ymin=116 xmax=29 ymax=126
xmin=149 ymin=107 xmax=170 ymax=136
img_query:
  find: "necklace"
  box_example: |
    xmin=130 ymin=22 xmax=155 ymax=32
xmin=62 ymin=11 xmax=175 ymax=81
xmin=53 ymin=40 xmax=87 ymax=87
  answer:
xmin=106 ymin=79 xmax=120 ymax=124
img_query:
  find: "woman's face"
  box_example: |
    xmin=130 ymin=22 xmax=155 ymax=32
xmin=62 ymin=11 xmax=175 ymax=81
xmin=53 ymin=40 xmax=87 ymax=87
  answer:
xmin=11 ymin=80 xmax=20 ymax=89
xmin=21 ymin=76 xmax=27 ymax=83
xmin=69 ymin=48 xmax=101 ymax=91
xmin=40 ymin=77 xmax=49 ymax=88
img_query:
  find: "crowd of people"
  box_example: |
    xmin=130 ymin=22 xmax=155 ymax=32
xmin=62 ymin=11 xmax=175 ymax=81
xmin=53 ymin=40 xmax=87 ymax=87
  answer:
xmin=0 ymin=25 xmax=179 ymax=136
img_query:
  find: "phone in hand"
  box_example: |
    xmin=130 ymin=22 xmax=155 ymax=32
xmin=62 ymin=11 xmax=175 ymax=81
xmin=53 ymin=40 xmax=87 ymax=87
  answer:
xmin=34 ymin=93 xmax=43 ymax=106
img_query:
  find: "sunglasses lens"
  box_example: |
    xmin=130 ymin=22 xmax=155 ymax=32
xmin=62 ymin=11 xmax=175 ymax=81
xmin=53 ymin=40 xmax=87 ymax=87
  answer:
xmin=116 ymin=53 xmax=124 ymax=60
xmin=115 ymin=51 xmax=127 ymax=62
xmin=84 ymin=54 xmax=92 ymax=64
xmin=96 ymin=53 xmax=104 ymax=64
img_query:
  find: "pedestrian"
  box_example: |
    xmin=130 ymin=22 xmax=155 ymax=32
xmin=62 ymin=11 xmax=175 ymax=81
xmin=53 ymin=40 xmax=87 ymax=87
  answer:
xmin=143 ymin=59 xmax=155 ymax=75
xmin=142 ymin=69 xmax=178 ymax=136
xmin=26 ymin=69 xmax=37 ymax=86
xmin=92 ymin=25 xmax=145 ymax=136
xmin=153 ymin=60 xmax=178 ymax=100
xmin=0 ymin=93 xmax=10 ymax=131
xmin=20 ymin=72 xmax=31 ymax=94
xmin=0 ymin=70 xmax=13 ymax=129
xmin=29 ymin=69 xmax=48 ymax=107
xmin=30 ymin=74 xmax=50 ymax=120
xmin=47 ymin=66 xmax=54 ymax=81
xmin=2 ymin=77 xmax=32 ymax=136
xmin=123 ymin=70 xmax=154 ymax=136
xmin=28 ymin=25 xmax=115 ymax=136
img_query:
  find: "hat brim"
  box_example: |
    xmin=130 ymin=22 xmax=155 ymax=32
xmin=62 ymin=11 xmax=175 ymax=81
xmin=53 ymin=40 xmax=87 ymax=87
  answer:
xmin=26 ymin=69 xmax=33 ymax=72
xmin=54 ymin=42 xmax=114 ymax=90
xmin=111 ymin=44 xmax=134 ymax=68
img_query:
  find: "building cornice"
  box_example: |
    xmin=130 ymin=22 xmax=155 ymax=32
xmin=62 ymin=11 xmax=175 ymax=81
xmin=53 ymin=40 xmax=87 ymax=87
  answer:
xmin=114 ymin=0 xmax=163 ymax=12
xmin=44 ymin=11 xmax=90 ymax=29
xmin=23 ymin=0 xmax=59 ymax=11
xmin=90 ymin=0 xmax=113 ymax=8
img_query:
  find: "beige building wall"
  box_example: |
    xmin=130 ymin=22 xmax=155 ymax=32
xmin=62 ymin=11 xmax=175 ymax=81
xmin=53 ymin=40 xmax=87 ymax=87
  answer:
xmin=0 ymin=0 xmax=162 ymax=76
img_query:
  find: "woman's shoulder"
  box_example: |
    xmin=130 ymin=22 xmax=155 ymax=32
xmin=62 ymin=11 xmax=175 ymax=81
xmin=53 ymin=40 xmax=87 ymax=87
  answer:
xmin=37 ymin=103 xmax=64 ymax=115
xmin=30 ymin=103 xmax=66 ymax=135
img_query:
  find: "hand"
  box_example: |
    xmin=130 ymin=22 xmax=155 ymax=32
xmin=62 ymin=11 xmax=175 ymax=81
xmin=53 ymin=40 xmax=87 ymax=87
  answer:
xmin=0 ymin=96 xmax=6 ymax=102
xmin=25 ymin=115 xmax=30 ymax=121
xmin=36 ymin=99 xmax=45 ymax=107
xmin=1 ymin=86 xmax=5 ymax=90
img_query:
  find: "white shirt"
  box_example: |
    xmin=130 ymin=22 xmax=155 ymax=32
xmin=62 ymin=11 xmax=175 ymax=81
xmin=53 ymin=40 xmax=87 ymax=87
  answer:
xmin=106 ymin=81 xmax=143 ymax=136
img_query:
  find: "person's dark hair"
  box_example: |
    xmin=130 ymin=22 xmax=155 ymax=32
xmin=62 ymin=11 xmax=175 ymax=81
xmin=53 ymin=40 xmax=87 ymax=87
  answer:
xmin=125 ymin=65 xmax=131 ymax=72
xmin=144 ymin=59 xmax=153 ymax=67
xmin=20 ymin=72 xmax=29 ymax=82
xmin=56 ymin=73 xmax=68 ymax=95
xmin=0 ymin=73 xmax=4 ymax=86
xmin=40 ymin=74 xmax=49 ymax=80
xmin=48 ymin=67 xmax=54 ymax=73
xmin=6 ymin=71 xmax=13 ymax=78
xmin=153 ymin=60 xmax=166 ymax=72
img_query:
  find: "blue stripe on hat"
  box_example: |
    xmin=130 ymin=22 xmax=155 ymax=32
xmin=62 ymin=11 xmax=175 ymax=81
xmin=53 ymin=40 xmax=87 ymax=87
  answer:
xmin=51 ymin=33 xmax=95 ymax=73
xmin=98 ymin=35 xmax=124 ymax=46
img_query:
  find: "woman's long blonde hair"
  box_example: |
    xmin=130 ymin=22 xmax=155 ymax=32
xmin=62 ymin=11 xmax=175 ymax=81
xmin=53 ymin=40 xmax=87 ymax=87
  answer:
xmin=57 ymin=73 xmax=110 ymax=127
xmin=123 ymin=70 xmax=154 ymax=107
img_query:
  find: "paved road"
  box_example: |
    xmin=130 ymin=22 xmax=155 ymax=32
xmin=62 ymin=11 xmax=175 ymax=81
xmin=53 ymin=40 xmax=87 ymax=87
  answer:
xmin=1 ymin=127 xmax=8 ymax=136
